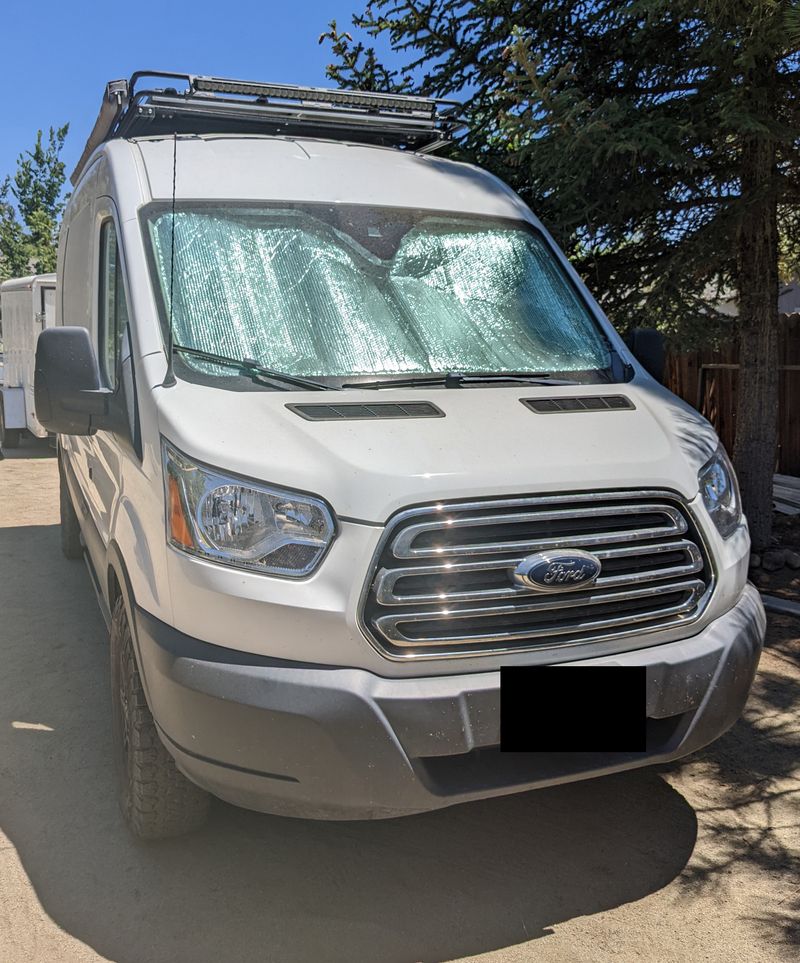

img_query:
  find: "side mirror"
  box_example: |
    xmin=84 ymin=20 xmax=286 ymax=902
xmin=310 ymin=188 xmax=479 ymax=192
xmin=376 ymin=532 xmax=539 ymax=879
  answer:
xmin=34 ymin=327 xmax=112 ymax=435
xmin=625 ymin=327 xmax=666 ymax=383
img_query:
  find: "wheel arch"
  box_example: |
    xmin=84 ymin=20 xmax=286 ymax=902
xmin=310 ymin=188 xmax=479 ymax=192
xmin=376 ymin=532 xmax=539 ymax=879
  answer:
xmin=107 ymin=542 xmax=137 ymax=634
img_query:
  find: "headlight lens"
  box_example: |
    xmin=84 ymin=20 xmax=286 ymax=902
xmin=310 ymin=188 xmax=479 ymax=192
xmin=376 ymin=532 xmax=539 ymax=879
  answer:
xmin=698 ymin=446 xmax=741 ymax=538
xmin=162 ymin=441 xmax=335 ymax=576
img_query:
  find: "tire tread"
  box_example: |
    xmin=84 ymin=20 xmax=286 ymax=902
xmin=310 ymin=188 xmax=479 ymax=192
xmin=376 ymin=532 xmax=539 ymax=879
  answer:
xmin=111 ymin=597 xmax=210 ymax=838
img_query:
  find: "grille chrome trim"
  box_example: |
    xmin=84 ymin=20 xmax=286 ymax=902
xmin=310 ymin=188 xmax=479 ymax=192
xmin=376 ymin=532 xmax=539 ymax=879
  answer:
xmin=374 ymin=539 xmax=704 ymax=605
xmin=392 ymin=503 xmax=687 ymax=559
xmin=376 ymin=580 xmax=707 ymax=647
xmin=360 ymin=490 xmax=715 ymax=660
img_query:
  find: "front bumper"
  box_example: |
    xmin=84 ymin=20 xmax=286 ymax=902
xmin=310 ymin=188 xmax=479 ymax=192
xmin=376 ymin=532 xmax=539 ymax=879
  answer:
xmin=132 ymin=583 xmax=765 ymax=820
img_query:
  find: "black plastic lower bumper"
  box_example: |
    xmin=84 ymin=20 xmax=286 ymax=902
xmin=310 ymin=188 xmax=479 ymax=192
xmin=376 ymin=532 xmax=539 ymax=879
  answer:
xmin=132 ymin=584 xmax=765 ymax=819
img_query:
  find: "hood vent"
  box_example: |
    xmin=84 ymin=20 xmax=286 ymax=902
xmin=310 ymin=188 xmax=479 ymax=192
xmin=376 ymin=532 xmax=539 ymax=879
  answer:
xmin=287 ymin=401 xmax=445 ymax=421
xmin=522 ymin=395 xmax=635 ymax=414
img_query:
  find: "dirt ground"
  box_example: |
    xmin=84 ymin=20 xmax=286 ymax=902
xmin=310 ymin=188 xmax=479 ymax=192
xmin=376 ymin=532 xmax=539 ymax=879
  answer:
xmin=1 ymin=439 xmax=798 ymax=963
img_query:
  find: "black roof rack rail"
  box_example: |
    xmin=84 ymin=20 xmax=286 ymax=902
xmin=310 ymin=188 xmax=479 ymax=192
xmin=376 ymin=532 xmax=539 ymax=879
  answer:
xmin=70 ymin=70 xmax=467 ymax=186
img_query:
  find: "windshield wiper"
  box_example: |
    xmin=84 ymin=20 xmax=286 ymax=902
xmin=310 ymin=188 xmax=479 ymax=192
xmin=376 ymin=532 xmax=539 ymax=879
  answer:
xmin=342 ymin=372 xmax=578 ymax=390
xmin=173 ymin=344 xmax=333 ymax=391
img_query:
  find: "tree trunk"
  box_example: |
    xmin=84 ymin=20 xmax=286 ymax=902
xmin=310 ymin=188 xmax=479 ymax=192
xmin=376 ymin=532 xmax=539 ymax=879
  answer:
xmin=733 ymin=119 xmax=779 ymax=552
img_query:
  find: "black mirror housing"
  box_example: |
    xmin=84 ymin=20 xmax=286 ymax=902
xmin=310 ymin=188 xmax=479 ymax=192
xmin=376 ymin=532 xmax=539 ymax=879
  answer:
xmin=34 ymin=327 xmax=112 ymax=435
xmin=625 ymin=327 xmax=666 ymax=383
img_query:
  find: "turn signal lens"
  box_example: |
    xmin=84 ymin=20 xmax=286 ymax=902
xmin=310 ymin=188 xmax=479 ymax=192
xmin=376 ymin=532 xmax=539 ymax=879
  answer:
xmin=168 ymin=474 xmax=194 ymax=549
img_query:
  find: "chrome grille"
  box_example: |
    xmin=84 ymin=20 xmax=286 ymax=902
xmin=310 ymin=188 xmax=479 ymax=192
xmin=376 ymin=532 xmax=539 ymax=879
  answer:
xmin=361 ymin=492 xmax=713 ymax=659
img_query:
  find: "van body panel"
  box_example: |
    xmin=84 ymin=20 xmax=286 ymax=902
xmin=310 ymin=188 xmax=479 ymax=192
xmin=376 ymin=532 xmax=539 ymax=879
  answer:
xmin=133 ymin=583 xmax=765 ymax=818
xmin=133 ymin=137 xmax=532 ymax=217
xmin=153 ymin=380 xmax=716 ymax=522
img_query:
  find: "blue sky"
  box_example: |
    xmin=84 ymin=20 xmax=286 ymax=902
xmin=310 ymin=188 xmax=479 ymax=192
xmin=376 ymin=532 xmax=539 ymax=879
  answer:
xmin=0 ymin=1 xmax=367 ymax=189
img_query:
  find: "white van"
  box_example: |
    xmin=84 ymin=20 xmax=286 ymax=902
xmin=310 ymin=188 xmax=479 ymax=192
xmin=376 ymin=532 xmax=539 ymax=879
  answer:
xmin=1 ymin=273 xmax=56 ymax=447
xmin=34 ymin=73 xmax=765 ymax=838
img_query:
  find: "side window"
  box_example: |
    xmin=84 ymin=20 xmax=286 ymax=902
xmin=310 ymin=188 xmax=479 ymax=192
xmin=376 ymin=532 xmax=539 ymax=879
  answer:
xmin=98 ymin=220 xmax=130 ymax=387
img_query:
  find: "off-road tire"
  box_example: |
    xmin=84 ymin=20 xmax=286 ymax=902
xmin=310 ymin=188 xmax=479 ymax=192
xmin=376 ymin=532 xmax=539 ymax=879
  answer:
xmin=59 ymin=458 xmax=83 ymax=559
xmin=110 ymin=596 xmax=210 ymax=839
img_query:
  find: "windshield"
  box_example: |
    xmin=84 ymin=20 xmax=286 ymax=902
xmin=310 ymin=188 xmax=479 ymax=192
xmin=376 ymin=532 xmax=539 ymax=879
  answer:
xmin=144 ymin=203 xmax=612 ymax=382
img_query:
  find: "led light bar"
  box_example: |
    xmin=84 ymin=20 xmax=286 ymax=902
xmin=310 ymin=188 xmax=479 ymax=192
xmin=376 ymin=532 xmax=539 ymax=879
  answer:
xmin=192 ymin=77 xmax=438 ymax=116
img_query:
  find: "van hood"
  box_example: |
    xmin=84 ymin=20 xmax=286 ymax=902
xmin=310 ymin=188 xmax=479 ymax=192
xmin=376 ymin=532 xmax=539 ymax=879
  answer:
xmin=155 ymin=378 xmax=718 ymax=522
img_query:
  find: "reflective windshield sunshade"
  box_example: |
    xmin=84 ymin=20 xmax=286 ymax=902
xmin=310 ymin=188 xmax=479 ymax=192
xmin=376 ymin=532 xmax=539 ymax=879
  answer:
xmin=146 ymin=204 xmax=611 ymax=381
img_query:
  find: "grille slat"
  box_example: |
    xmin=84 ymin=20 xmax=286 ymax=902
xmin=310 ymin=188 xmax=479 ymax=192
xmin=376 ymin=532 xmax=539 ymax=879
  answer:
xmin=374 ymin=539 xmax=704 ymax=605
xmin=392 ymin=503 xmax=688 ymax=558
xmin=362 ymin=492 xmax=714 ymax=659
xmin=376 ymin=581 xmax=706 ymax=647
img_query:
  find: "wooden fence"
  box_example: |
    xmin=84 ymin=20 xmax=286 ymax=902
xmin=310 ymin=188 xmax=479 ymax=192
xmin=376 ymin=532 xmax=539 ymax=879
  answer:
xmin=664 ymin=314 xmax=800 ymax=476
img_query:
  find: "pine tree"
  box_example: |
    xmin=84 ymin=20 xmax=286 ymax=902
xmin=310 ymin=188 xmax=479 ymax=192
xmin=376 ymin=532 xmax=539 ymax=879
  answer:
xmin=323 ymin=2 xmax=800 ymax=549
xmin=0 ymin=125 xmax=69 ymax=280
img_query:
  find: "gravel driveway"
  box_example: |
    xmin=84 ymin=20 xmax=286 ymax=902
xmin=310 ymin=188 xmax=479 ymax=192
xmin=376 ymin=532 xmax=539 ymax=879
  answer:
xmin=1 ymin=441 xmax=798 ymax=963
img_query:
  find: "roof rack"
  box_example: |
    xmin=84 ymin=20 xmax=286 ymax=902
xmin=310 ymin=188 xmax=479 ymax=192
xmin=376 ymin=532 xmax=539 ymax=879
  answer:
xmin=70 ymin=70 xmax=467 ymax=186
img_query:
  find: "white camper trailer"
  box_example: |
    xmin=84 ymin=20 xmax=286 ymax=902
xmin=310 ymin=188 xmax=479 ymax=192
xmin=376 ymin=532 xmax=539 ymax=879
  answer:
xmin=0 ymin=273 xmax=56 ymax=446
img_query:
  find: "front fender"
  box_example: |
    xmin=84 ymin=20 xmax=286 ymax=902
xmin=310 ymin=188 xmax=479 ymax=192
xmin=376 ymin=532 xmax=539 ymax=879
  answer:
xmin=109 ymin=494 xmax=163 ymax=616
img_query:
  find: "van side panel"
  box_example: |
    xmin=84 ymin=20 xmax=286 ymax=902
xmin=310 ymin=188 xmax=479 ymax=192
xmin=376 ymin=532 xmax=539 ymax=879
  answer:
xmin=100 ymin=149 xmax=176 ymax=630
xmin=57 ymin=152 xmax=175 ymax=632
xmin=58 ymin=167 xmax=104 ymax=576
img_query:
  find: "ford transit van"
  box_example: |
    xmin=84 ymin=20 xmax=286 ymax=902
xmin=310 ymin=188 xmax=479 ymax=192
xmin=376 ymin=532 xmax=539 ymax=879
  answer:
xmin=34 ymin=73 xmax=765 ymax=838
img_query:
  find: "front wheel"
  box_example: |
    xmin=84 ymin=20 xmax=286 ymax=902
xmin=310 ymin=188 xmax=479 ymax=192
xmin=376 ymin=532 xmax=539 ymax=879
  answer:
xmin=110 ymin=596 xmax=210 ymax=839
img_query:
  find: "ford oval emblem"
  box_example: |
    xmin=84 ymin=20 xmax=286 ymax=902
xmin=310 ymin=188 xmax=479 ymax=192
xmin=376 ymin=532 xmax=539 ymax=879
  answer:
xmin=513 ymin=550 xmax=602 ymax=593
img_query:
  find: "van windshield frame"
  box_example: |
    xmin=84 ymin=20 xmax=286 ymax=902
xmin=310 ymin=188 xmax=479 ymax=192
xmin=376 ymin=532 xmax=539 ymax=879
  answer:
xmin=140 ymin=200 xmax=623 ymax=388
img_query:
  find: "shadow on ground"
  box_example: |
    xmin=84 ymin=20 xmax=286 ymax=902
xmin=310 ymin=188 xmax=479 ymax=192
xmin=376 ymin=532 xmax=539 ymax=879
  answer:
xmin=0 ymin=520 xmax=700 ymax=963
xmin=0 ymin=435 xmax=56 ymax=460
xmin=660 ymin=614 xmax=800 ymax=950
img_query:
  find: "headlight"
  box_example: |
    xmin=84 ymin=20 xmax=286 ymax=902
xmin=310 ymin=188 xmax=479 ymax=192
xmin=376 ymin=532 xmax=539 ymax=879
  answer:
xmin=162 ymin=440 xmax=335 ymax=577
xmin=698 ymin=446 xmax=741 ymax=538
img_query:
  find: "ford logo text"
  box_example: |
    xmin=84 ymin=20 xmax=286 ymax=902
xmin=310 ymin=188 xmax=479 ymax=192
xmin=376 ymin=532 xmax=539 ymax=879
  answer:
xmin=512 ymin=550 xmax=602 ymax=593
